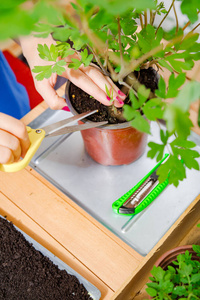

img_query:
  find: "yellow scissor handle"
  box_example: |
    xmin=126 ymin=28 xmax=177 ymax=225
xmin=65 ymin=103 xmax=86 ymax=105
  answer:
xmin=0 ymin=126 xmax=45 ymax=172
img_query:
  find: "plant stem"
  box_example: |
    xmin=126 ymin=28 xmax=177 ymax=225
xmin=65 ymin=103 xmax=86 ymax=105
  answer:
xmin=80 ymin=13 xmax=122 ymax=69
xmin=150 ymin=10 xmax=156 ymax=26
xmin=87 ymin=44 xmax=110 ymax=76
xmin=104 ymin=29 xmax=110 ymax=71
xmin=107 ymin=61 xmax=118 ymax=81
xmin=155 ymin=0 xmax=175 ymax=34
xmin=117 ymin=43 xmax=163 ymax=80
xmin=172 ymin=2 xmax=179 ymax=34
xmin=191 ymin=23 xmax=200 ymax=32
xmin=139 ymin=14 xmax=144 ymax=29
xmin=117 ymin=17 xmax=124 ymax=71
xmin=144 ymin=11 xmax=148 ymax=27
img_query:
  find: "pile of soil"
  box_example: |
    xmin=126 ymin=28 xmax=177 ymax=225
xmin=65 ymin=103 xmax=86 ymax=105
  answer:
xmin=69 ymin=67 xmax=159 ymax=124
xmin=0 ymin=217 xmax=93 ymax=300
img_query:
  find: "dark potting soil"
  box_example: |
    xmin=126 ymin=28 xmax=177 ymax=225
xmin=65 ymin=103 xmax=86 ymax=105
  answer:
xmin=69 ymin=67 xmax=159 ymax=124
xmin=0 ymin=217 xmax=93 ymax=300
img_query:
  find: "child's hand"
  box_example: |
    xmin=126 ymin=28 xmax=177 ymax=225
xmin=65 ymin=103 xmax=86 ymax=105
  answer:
xmin=0 ymin=113 xmax=30 ymax=164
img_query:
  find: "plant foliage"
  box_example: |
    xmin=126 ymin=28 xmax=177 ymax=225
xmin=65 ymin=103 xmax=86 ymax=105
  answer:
xmin=146 ymin=246 xmax=200 ymax=299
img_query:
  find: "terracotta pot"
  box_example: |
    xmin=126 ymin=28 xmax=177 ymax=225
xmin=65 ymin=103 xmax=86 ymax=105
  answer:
xmin=65 ymin=81 xmax=148 ymax=166
xmin=154 ymin=245 xmax=198 ymax=269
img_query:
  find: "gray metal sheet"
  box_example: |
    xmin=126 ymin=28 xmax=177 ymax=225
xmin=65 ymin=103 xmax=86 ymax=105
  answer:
xmin=29 ymin=109 xmax=200 ymax=256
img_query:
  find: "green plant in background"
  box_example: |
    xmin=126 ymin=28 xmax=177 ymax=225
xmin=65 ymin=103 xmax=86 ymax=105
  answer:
xmin=146 ymin=224 xmax=200 ymax=299
xmin=0 ymin=0 xmax=200 ymax=186
xmin=146 ymin=247 xmax=200 ymax=299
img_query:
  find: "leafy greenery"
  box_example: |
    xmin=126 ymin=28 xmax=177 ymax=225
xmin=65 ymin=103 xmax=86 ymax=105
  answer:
xmin=0 ymin=0 xmax=200 ymax=186
xmin=146 ymin=246 xmax=200 ymax=299
xmin=146 ymin=224 xmax=200 ymax=299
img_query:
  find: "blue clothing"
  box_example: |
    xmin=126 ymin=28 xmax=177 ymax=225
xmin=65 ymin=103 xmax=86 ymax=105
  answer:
xmin=0 ymin=51 xmax=30 ymax=119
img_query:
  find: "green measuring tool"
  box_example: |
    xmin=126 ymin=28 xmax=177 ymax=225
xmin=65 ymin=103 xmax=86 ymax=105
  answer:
xmin=112 ymin=154 xmax=169 ymax=217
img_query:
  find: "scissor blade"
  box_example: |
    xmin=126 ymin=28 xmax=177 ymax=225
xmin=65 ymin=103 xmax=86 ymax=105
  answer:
xmin=45 ymin=121 xmax=108 ymax=137
xmin=42 ymin=109 xmax=98 ymax=135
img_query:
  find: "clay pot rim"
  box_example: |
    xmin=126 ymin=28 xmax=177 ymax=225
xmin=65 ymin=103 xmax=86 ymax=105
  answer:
xmin=154 ymin=245 xmax=194 ymax=267
xmin=65 ymin=80 xmax=133 ymax=130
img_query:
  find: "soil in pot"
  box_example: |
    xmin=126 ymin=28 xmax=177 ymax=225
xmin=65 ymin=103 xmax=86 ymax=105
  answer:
xmin=0 ymin=217 xmax=93 ymax=300
xmin=69 ymin=67 xmax=159 ymax=124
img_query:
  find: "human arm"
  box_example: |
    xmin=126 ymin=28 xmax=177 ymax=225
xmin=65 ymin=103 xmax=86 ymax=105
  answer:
xmin=19 ymin=35 xmax=126 ymax=110
xmin=0 ymin=113 xmax=30 ymax=164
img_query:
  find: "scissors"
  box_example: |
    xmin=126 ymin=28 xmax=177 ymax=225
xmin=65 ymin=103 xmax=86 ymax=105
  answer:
xmin=0 ymin=109 xmax=107 ymax=173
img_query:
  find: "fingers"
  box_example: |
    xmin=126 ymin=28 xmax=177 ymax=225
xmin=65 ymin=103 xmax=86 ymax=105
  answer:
xmin=0 ymin=145 xmax=14 ymax=164
xmin=62 ymin=65 xmax=126 ymax=107
xmin=34 ymin=77 xmax=67 ymax=110
xmin=0 ymin=113 xmax=30 ymax=164
xmin=0 ymin=131 xmax=21 ymax=163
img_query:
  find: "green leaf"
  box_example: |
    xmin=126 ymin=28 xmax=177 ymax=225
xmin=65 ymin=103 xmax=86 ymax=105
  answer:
xmin=143 ymin=98 xmax=164 ymax=121
xmin=37 ymin=44 xmax=57 ymax=61
xmin=158 ymin=59 xmax=174 ymax=72
xmin=32 ymin=65 xmax=52 ymax=73
xmin=178 ymin=33 xmax=199 ymax=51
xmin=80 ymin=49 xmax=93 ymax=66
xmin=121 ymin=11 xmax=137 ymax=35
xmin=165 ymin=56 xmax=193 ymax=73
xmin=155 ymin=76 xmax=166 ymax=99
xmin=33 ymin=23 xmax=53 ymax=38
xmin=173 ymin=81 xmax=200 ymax=112
xmin=52 ymin=60 xmax=66 ymax=75
xmin=167 ymin=265 xmax=176 ymax=274
xmin=146 ymin=287 xmax=157 ymax=297
xmin=82 ymin=0 xmax=156 ymax=15
xmin=123 ymin=105 xmax=137 ymax=121
xmin=137 ymin=85 xmax=150 ymax=106
xmin=170 ymin=138 xmax=196 ymax=149
xmin=175 ymin=148 xmax=200 ymax=170
xmin=164 ymin=106 xmax=193 ymax=138
xmin=166 ymin=73 xmax=186 ymax=98
xmin=147 ymin=142 xmax=165 ymax=162
xmin=193 ymin=244 xmax=200 ymax=255
xmin=137 ymin=25 xmax=162 ymax=55
xmin=52 ymin=26 xmax=71 ymax=42
xmin=80 ymin=48 xmax=88 ymax=61
xmin=130 ymin=112 xmax=151 ymax=134
xmin=128 ymin=90 xmax=140 ymax=109
xmin=191 ymin=273 xmax=200 ymax=283
xmin=180 ymin=0 xmax=200 ymax=23
xmin=50 ymin=44 xmax=59 ymax=62
xmin=33 ymin=65 xmax=53 ymax=81
xmin=150 ymin=266 xmax=165 ymax=281
xmin=68 ymin=58 xmax=82 ymax=69
xmin=105 ymin=84 xmax=111 ymax=98
xmin=157 ymin=155 xmax=186 ymax=186
xmin=160 ymin=130 xmax=169 ymax=145
xmin=178 ymin=263 xmax=193 ymax=277
xmin=173 ymin=286 xmax=187 ymax=296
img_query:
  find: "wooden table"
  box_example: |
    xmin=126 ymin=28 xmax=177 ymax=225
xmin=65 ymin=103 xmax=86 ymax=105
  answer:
xmin=0 ymin=81 xmax=200 ymax=299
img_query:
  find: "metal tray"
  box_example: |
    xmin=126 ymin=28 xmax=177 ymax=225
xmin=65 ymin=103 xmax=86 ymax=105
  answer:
xmin=29 ymin=108 xmax=200 ymax=256
xmin=0 ymin=216 xmax=101 ymax=300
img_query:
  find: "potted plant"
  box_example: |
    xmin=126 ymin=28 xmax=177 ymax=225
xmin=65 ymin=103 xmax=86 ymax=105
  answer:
xmin=1 ymin=0 xmax=200 ymax=186
xmin=146 ymin=224 xmax=200 ymax=299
